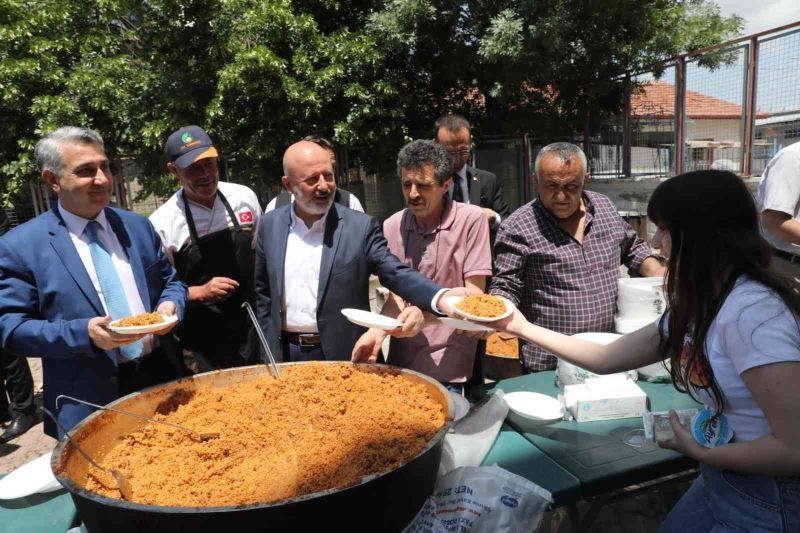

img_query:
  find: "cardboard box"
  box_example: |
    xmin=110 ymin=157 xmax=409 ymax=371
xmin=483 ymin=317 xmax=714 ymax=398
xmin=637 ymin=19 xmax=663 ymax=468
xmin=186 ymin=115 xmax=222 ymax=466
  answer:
xmin=562 ymin=375 xmax=648 ymax=422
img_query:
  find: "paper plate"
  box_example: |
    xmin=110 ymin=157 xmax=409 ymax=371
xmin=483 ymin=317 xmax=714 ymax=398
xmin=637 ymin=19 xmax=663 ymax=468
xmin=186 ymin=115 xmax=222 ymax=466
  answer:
xmin=445 ymin=295 xmax=514 ymax=323
xmin=449 ymin=392 xmax=470 ymax=421
xmin=0 ymin=451 xmax=61 ymax=500
xmin=438 ymin=317 xmax=493 ymax=332
xmin=108 ymin=314 xmax=177 ymax=335
xmin=340 ymin=309 xmax=401 ymax=331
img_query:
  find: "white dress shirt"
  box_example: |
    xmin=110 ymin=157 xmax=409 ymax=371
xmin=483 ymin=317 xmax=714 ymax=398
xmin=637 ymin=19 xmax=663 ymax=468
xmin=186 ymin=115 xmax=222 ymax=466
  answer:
xmin=59 ymin=202 xmax=154 ymax=355
xmin=282 ymin=204 xmax=328 ymax=332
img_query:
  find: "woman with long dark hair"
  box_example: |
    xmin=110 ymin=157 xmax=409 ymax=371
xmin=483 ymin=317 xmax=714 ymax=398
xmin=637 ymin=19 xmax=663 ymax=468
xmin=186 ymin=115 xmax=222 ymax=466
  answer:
xmin=485 ymin=170 xmax=800 ymax=531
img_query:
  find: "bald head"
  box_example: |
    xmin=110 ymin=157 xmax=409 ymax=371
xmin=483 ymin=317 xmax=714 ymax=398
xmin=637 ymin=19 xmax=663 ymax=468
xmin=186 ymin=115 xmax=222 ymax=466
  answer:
xmin=281 ymin=141 xmax=336 ymax=223
xmin=282 ymin=141 xmax=330 ymax=178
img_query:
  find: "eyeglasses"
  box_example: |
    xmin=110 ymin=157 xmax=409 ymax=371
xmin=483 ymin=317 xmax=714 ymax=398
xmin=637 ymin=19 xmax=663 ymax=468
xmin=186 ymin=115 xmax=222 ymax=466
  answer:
xmin=445 ymin=148 xmax=471 ymax=156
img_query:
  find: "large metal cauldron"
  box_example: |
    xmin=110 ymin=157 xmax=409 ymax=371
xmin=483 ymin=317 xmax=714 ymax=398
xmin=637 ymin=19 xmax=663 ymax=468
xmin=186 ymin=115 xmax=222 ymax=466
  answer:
xmin=51 ymin=362 xmax=454 ymax=533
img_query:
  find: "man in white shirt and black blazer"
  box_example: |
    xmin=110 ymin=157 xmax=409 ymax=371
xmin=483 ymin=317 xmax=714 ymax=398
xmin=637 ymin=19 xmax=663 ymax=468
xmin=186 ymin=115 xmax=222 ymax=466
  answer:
xmin=254 ymin=140 xmax=464 ymax=362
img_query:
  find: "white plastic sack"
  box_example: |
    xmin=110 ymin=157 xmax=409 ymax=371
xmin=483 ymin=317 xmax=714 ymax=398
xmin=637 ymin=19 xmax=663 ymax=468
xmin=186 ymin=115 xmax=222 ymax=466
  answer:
xmin=614 ymin=314 xmax=658 ymax=334
xmin=403 ymin=466 xmax=552 ymax=533
xmin=617 ymin=277 xmax=666 ymax=317
xmin=637 ymin=360 xmax=672 ymax=383
xmin=556 ymin=332 xmax=637 ymax=387
xmin=438 ymin=391 xmax=509 ymax=478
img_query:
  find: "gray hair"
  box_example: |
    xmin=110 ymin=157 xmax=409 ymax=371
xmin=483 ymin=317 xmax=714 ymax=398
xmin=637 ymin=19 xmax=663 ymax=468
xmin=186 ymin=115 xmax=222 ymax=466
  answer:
xmin=534 ymin=142 xmax=587 ymax=175
xmin=34 ymin=126 xmax=105 ymax=177
xmin=397 ymin=140 xmax=453 ymax=186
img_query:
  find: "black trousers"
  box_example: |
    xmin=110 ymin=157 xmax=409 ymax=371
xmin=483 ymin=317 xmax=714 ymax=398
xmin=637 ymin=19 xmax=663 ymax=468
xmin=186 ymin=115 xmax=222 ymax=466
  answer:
xmin=0 ymin=349 xmax=35 ymax=418
xmin=465 ymin=340 xmax=487 ymax=400
xmin=282 ymin=339 xmax=326 ymax=362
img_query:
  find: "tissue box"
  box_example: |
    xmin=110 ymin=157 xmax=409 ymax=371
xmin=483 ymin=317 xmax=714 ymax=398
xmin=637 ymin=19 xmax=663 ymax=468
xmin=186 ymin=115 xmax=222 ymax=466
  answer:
xmin=562 ymin=375 xmax=647 ymax=422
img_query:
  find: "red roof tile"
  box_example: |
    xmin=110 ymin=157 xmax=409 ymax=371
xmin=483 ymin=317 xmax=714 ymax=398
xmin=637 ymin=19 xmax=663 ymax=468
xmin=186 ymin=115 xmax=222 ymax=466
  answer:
xmin=631 ymin=81 xmax=768 ymax=119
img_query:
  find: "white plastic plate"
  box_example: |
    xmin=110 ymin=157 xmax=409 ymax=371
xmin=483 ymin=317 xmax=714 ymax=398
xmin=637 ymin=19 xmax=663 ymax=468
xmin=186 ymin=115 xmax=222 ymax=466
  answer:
xmin=444 ymin=295 xmax=514 ymax=322
xmin=108 ymin=314 xmax=177 ymax=335
xmin=438 ymin=317 xmax=493 ymax=332
xmin=504 ymin=391 xmax=565 ymax=427
xmin=340 ymin=309 xmax=401 ymax=331
xmin=0 ymin=451 xmax=61 ymax=499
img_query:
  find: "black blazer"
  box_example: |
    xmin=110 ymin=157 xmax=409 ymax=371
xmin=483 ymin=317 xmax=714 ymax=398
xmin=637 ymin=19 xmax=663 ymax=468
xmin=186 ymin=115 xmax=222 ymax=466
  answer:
xmin=464 ymin=166 xmax=511 ymax=219
xmin=255 ymin=203 xmax=443 ymax=361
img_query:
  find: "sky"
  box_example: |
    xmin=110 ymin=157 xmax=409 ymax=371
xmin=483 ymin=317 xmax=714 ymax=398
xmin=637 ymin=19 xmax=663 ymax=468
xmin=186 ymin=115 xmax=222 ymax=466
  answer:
xmin=637 ymin=2 xmax=800 ymax=114
xmin=714 ymin=0 xmax=800 ymax=35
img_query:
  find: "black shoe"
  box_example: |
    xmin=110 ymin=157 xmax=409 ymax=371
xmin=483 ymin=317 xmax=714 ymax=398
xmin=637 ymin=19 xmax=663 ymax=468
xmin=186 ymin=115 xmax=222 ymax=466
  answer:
xmin=0 ymin=413 xmax=38 ymax=442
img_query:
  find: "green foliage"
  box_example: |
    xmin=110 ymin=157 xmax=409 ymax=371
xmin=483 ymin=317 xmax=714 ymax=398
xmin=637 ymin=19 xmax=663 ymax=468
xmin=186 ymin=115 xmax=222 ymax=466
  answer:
xmin=0 ymin=0 xmax=743 ymax=207
xmin=479 ymin=9 xmax=524 ymax=61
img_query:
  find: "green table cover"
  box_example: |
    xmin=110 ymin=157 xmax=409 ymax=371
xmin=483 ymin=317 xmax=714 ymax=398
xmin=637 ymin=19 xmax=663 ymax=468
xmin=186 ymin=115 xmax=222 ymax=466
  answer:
xmin=481 ymin=424 xmax=581 ymax=507
xmin=0 ymin=473 xmax=78 ymax=532
xmin=494 ymin=371 xmax=701 ymax=496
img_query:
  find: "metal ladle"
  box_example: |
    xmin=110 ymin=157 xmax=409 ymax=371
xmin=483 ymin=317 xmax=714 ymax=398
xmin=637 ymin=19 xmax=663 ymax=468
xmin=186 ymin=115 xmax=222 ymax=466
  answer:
xmin=242 ymin=302 xmax=281 ymax=379
xmin=56 ymin=395 xmax=220 ymax=442
xmin=42 ymin=407 xmax=133 ymax=501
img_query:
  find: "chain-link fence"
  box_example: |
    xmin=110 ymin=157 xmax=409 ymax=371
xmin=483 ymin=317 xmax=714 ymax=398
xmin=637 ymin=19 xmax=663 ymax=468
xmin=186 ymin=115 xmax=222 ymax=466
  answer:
xmin=590 ymin=23 xmax=800 ymax=180
xmin=752 ymin=29 xmax=800 ymax=174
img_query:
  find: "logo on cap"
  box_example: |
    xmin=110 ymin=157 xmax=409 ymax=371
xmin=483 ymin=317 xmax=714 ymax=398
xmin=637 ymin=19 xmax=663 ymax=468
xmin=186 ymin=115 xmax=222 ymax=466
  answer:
xmin=181 ymin=132 xmax=193 ymax=144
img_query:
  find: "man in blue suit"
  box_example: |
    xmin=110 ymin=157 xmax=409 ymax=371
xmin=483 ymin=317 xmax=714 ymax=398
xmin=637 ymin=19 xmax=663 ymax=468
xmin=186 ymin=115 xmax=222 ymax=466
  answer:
xmin=0 ymin=127 xmax=187 ymax=437
xmin=255 ymin=140 xmax=463 ymax=362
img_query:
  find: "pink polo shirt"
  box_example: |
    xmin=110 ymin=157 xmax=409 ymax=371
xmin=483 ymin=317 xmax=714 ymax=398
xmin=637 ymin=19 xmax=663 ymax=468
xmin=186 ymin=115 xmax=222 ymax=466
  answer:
xmin=383 ymin=201 xmax=492 ymax=382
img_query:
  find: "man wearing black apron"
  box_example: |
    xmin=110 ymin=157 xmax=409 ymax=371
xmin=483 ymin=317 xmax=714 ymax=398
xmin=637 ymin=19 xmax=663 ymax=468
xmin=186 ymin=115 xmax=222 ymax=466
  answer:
xmin=150 ymin=126 xmax=262 ymax=372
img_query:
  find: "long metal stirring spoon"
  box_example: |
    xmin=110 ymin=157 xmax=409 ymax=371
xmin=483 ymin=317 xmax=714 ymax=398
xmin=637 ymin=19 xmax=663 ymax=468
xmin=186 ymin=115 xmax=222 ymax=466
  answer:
xmin=242 ymin=302 xmax=281 ymax=379
xmin=55 ymin=395 xmax=220 ymax=442
xmin=42 ymin=407 xmax=134 ymax=501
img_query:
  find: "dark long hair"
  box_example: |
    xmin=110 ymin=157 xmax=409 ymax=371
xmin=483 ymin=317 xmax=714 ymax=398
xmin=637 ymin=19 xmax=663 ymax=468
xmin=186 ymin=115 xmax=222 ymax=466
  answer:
xmin=647 ymin=170 xmax=800 ymax=412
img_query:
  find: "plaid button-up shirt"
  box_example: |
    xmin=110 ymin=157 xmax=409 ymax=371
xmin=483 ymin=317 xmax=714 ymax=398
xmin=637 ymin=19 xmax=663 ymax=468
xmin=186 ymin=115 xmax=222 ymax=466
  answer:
xmin=490 ymin=191 xmax=654 ymax=372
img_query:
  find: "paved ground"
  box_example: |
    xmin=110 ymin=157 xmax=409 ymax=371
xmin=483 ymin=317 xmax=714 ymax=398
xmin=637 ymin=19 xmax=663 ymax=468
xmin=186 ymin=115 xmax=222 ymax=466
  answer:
xmin=0 ymin=359 xmax=56 ymax=473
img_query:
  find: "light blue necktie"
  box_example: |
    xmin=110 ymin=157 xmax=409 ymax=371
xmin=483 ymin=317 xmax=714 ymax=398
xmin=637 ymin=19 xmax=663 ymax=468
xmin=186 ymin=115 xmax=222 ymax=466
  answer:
xmin=84 ymin=220 xmax=143 ymax=361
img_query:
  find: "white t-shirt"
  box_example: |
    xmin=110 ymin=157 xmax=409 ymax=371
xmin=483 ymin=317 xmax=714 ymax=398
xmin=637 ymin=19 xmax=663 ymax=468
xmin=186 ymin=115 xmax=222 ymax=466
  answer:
xmin=149 ymin=181 xmax=261 ymax=264
xmin=660 ymin=277 xmax=800 ymax=442
xmin=757 ymin=140 xmax=800 ymax=254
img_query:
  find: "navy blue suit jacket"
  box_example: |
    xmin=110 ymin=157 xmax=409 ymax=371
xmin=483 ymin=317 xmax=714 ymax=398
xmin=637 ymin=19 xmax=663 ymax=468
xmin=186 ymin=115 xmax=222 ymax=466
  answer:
xmin=255 ymin=203 xmax=443 ymax=361
xmin=0 ymin=205 xmax=187 ymax=437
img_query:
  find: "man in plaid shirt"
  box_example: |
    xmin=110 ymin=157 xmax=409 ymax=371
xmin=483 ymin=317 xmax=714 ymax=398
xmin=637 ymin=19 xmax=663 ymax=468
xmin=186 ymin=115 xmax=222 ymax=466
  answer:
xmin=490 ymin=143 xmax=666 ymax=372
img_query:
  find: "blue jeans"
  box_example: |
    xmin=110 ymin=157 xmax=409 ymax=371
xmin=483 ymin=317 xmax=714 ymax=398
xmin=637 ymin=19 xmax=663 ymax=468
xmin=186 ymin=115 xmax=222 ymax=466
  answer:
xmin=659 ymin=464 xmax=800 ymax=532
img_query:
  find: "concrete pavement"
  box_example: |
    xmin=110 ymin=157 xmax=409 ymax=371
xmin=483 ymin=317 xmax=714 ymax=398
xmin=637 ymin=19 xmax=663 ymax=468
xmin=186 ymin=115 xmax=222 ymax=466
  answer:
xmin=0 ymin=359 xmax=56 ymax=473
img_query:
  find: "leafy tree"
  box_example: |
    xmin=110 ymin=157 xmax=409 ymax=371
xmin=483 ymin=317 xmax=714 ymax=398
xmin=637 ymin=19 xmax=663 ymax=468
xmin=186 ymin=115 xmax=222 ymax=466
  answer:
xmin=1 ymin=0 xmax=742 ymax=208
xmin=369 ymin=0 xmax=743 ymax=140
